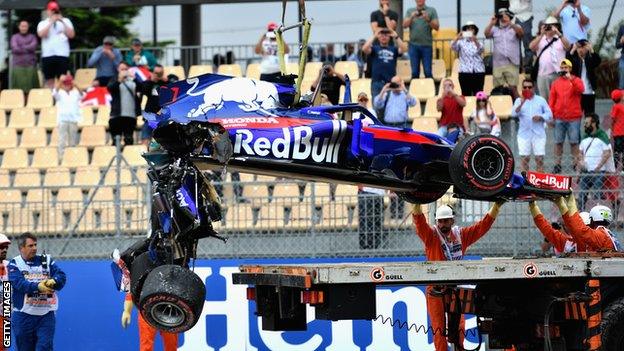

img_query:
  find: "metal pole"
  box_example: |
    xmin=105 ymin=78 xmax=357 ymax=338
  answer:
xmin=297 ymin=0 xmax=302 ymax=44
xmin=115 ymin=136 xmax=122 ymax=237
xmin=152 ymin=5 xmax=157 ymax=45
xmin=457 ymin=0 xmax=461 ymax=32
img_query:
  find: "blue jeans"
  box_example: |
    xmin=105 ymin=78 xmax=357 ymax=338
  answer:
xmin=619 ymin=56 xmax=624 ymax=89
xmin=408 ymin=44 xmax=432 ymax=79
xmin=13 ymin=311 xmax=56 ymax=351
xmin=554 ymin=119 xmax=581 ymax=145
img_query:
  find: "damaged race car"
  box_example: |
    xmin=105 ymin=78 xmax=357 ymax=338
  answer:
xmin=110 ymin=71 xmax=572 ymax=333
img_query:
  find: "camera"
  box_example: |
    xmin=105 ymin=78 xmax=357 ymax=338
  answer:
xmin=389 ymin=82 xmax=399 ymax=89
xmin=545 ymin=24 xmax=552 ymax=31
xmin=557 ymin=71 xmax=567 ymax=77
xmin=52 ymin=9 xmax=60 ymax=14
xmin=462 ymin=31 xmax=473 ymax=38
xmin=415 ymin=10 xmax=423 ymax=17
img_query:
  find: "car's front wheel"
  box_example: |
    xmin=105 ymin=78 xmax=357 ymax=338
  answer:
xmin=449 ymin=135 xmax=514 ymax=198
xmin=139 ymin=265 xmax=206 ymax=333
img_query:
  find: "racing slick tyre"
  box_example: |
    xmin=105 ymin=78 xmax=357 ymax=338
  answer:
xmin=449 ymin=134 xmax=514 ymax=198
xmin=130 ymin=252 xmax=158 ymax=306
xmin=601 ymin=297 xmax=624 ymax=350
xmin=139 ymin=264 xmax=206 ymax=333
xmin=398 ymin=184 xmax=450 ymax=204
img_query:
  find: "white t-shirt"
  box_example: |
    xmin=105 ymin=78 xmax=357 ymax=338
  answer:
xmin=37 ymin=17 xmax=74 ymax=57
xmin=53 ymin=88 xmax=83 ymax=123
xmin=580 ymin=59 xmax=594 ymax=95
xmin=579 ymin=137 xmax=615 ymax=172
xmin=260 ymin=38 xmax=280 ymax=74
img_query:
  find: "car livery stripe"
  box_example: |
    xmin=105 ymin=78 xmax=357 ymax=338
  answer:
xmin=362 ymin=127 xmax=436 ymax=145
xmin=216 ymin=117 xmax=324 ymax=129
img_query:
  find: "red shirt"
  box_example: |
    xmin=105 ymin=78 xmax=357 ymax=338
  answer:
xmin=611 ymin=103 xmax=624 ymax=137
xmin=548 ymin=76 xmax=584 ymax=121
xmin=439 ymin=95 xmax=465 ymax=128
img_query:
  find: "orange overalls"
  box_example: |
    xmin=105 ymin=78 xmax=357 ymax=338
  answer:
xmin=125 ymin=293 xmax=179 ymax=351
xmin=533 ymin=214 xmax=590 ymax=253
xmin=413 ymin=213 xmax=495 ymax=351
xmin=563 ymin=212 xmax=620 ymax=251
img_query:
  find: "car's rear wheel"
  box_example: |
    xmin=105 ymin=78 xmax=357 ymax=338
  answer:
xmin=398 ymin=184 xmax=450 ymax=204
xmin=130 ymin=252 xmax=158 ymax=306
xmin=449 ymin=135 xmax=514 ymax=198
xmin=139 ymin=265 xmax=206 ymax=333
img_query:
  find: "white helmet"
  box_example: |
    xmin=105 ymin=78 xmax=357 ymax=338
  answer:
xmin=579 ymin=212 xmax=591 ymax=225
xmin=589 ymin=205 xmax=613 ymax=225
xmin=435 ymin=205 xmax=454 ymax=220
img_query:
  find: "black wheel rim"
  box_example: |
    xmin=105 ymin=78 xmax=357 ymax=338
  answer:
xmin=470 ymin=146 xmax=504 ymax=182
xmin=149 ymin=301 xmax=186 ymax=327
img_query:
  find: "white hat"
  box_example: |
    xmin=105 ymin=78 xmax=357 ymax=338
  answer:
xmin=544 ymin=16 xmax=559 ymax=25
xmin=579 ymin=212 xmax=591 ymax=225
xmin=0 ymin=234 xmax=10 ymax=245
xmin=435 ymin=205 xmax=454 ymax=220
xmin=589 ymin=205 xmax=613 ymax=225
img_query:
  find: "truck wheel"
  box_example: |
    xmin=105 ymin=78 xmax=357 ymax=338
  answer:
xmin=130 ymin=252 xmax=157 ymax=306
xmin=139 ymin=265 xmax=206 ymax=333
xmin=398 ymin=185 xmax=450 ymax=204
xmin=601 ymin=297 xmax=624 ymax=350
xmin=449 ymin=134 xmax=514 ymax=198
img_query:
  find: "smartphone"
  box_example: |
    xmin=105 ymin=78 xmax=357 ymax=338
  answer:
xmin=462 ymin=31 xmax=473 ymax=38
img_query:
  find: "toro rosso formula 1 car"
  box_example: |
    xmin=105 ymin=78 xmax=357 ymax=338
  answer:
xmin=113 ymin=73 xmax=570 ymax=333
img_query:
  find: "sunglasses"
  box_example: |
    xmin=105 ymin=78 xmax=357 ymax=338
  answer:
xmin=522 ymin=86 xmax=533 ymax=90
xmin=477 ymin=99 xmax=487 ymax=102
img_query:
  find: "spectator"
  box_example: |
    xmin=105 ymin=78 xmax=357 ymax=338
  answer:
xmin=121 ymin=292 xmax=177 ymax=351
xmin=403 ymin=0 xmax=439 ymax=79
xmin=611 ymin=89 xmax=624 ymax=171
xmin=362 ymin=28 xmax=406 ymax=109
xmin=87 ymin=36 xmax=122 ymax=87
xmin=255 ymin=22 xmax=289 ymax=83
xmin=358 ymin=185 xmax=385 ymax=249
xmin=568 ymin=39 xmax=601 ymax=115
xmin=511 ymin=78 xmax=553 ymax=173
xmin=577 ymin=113 xmax=615 ymax=210
xmin=9 ymin=232 xmax=67 ymax=351
xmin=552 ymin=0 xmax=590 ymax=44
xmin=354 ymin=92 xmax=377 ymax=122
xmin=485 ymin=8 xmax=523 ymax=98
xmin=373 ymin=75 xmax=416 ymax=128
xmin=340 ymin=43 xmax=355 ymax=62
xmin=437 ymin=78 xmax=466 ymax=137
xmin=549 ymin=58 xmax=584 ymax=173
xmin=140 ymin=64 xmax=168 ymax=146
xmin=617 ymin=24 xmax=624 ymax=89
xmin=37 ymin=1 xmax=75 ymax=89
xmin=10 ymin=20 xmax=39 ymax=93
xmin=320 ymin=43 xmax=337 ymax=64
xmin=451 ymin=21 xmax=485 ymax=96
xmin=340 ymin=42 xmax=365 ymax=78
xmin=470 ymin=91 xmax=500 ymax=136
xmin=370 ymin=0 xmax=398 ymax=35
xmin=509 ymin=0 xmax=534 ymax=72
xmin=212 ymin=53 xmax=226 ymax=69
xmin=529 ymin=16 xmax=570 ymax=100
xmin=108 ymin=61 xmax=142 ymax=146
xmin=226 ymin=51 xmax=235 ymax=64
xmin=53 ymin=74 xmax=83 ymax=158
xmin=125 ymin=38 xmax=157 ymax=71
xmin=310 ymin=63 xmax=345 ymax=105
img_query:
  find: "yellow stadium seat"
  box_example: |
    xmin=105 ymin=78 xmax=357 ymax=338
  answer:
xmin=408 ymin=104 xmax=422 ymax=120
xmin=397 ymin=60 xmax=412 ymax=83
xmin=437 ymin=77 xmax=462 ymax=96
xmin=121 ymin=145 xmax=147 ymax=166
xmin=104 ymin=168 xmax=133 ymax=185
xmin=0 ymin=169 xmax=10 ymax=187
xmin=38 ymin=107 xmax=58 ymax=130
xmin=95 ymin=106 xmax=111 ymax=127
xmin=8 ymin=108 xmax=36 ymax=130
xmin=0 ymin=110 xmax=6 ymax=127
xmin=245 ymin=63 xmax=261 ymax=80
xmin=450 ymin=58 xmax=460 ymax=78
xmin=74 ymin=68 xmax=96 ymax=90
xmin=303 ymin=62 xmax=323 ymax=81
xmin=0 ymin=189 xmax=22 ymax=203
xmin=0 ymin=89 xmax=25 ymax=110
xmin=412 ymin=117 xmax=439 ymax=134
xmin=164 ymin=66 xmax=186 ymax=80
xmin=188 ymin=65 xmax=213 ymax=77
xmin=223 ymin=205 xmax=254 ymax=231
xmin=1 ymin=148 xmax=29 ymax=170
xmin=20 ymin=127 xmax=48 ymax=151
xmin=90 ymin=187 xmax=114 ymax=201
xmin=256 ymin=206 xmax=285 ymax=230
xmin=463 ymin=96 xmax=477 ymax=118
xmin=433 ymin=28 xmax=458 ymax=69
xmin=13 ymin=168 xmax=41 ymax=188
xmin=272 ymin=183 xmax=301 ymax=201
xmin=26 ymin=88 xmax=53 ymax=110
xmin=120 ymin=185 xmax=143 ymax=201
xmin=342 ymin=78 xmax=372 ymax=106
xmin=431 ymin=59 xmax=447 ymax=82
xmin=335 ymin=61 xmax=359 ymax=80
xmin=79 ymin=125 xmax=107 ymax=148
xmin=43 ymin=167 xmax=71 ymax=188
xmin=286 ymin=63 xmax=300 ymax=76
xmin=217 ymin=64 xmax=243 ymax=77
xmin=423 ymin=97 xmax=442 ymax=119
xmin=74 ymin=166 xmax=102 ymax=188
xmin=61 ymin=146 xmax=89 ymax=168
xmin=242 ymin=184 xmax=269 ymax=202
xmin=91 ymin=146 xmax=117 ymax=167
xmin=78 ymin=107 xmax=94 ymax=128
xmin=490 ymin=95 xmax=513 ymax=120
xmin=409 ymin=78 xmax=436 ymax=102
xmin=31 ymin=147 xmax=59 ymax=169
xmin=49 ymin=127 xmax=59 ymax=147
xmin=483 ymin=75 xmax=494 ymax=95
xmin=0 ymin=128 xmax=18 ymax=151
